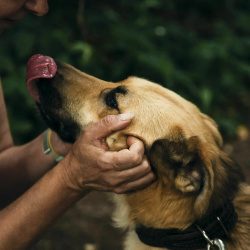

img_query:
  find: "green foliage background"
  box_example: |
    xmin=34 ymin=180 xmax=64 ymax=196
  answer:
xmin=0 ymin=0 xmax=249 ymax=145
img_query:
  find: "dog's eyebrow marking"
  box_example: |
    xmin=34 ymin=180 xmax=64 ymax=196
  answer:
xmin=105 ymin=86 xmax=127 ymax=102
xmin=112 ymin=86 xmax=127 ymax=95
xmin=106 ymin=86 xmax=127 ymax=101
xmin=105 ymin=86 xmax=127 ymax=110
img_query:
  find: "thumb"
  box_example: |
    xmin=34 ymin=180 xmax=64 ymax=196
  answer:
xmin=86 ymin=113 xmax=134 ymax=140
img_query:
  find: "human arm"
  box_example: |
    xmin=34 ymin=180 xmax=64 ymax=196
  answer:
xmin=0 ymin=162 xmax=85 ymax=250
xmin=0 ymin=81 xmax=71 ymax=205
xmin=0 ymin=130 xmax=71 ymax=205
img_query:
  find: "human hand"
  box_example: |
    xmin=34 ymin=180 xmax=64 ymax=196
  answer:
xmin=60 ymin=114 xmax=155 ymax=194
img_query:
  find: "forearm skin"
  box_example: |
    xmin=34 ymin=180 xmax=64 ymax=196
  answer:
xmin=0 ymin=162 xmax=88 ymax=250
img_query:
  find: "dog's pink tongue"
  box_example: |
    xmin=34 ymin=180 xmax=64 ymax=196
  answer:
xmin=26 ymin=54 xmax=57 ymax=102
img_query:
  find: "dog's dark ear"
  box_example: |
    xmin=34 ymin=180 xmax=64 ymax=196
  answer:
xmin=149 ymin=136 xmax=205 ymax=193
xmin=148 ymin=135 xmax=214 ymax=217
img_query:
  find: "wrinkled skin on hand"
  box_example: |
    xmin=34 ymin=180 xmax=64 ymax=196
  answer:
xmin=60 ymin=114 xmax=155 ymax=194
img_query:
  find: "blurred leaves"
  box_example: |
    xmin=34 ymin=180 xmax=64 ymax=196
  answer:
xmin=0 ymin=0 xmax=249 ymax=144
xmin=71 ymin=41 xmax=93 ymax=63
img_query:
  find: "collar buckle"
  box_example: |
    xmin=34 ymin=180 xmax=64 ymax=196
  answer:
xmin=207 ymin=239 xmax=226 ymax=250
xmin=196 ymin=223 xmax=227 ymax=250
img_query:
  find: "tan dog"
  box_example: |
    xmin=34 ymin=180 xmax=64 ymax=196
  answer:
xmin=27 ymin=58 xmax=250 ymax=250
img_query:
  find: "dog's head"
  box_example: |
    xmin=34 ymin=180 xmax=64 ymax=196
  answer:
xmin=26 ymin=55 xmax=244 ymax=219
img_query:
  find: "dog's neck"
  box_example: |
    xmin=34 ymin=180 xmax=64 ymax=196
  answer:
xmin=124 ymin=180 xmax=199 ymax=229
xmin=135 ymin=201 xmax=237 ymax=249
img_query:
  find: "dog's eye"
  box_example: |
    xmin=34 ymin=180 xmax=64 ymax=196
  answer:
xmin=105 ymin=92 xmax=118 ymax=109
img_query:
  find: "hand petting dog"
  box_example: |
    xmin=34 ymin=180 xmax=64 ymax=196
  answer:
xmin=61 ymin=114 xmax=155 ymax=194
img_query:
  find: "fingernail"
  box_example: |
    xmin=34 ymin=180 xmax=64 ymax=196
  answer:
xmin=119 ymin=113 xmax=134 ymax=121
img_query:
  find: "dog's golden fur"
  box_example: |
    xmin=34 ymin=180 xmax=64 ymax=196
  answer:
xmin=35 ymin=62 xmax=250 ymax=249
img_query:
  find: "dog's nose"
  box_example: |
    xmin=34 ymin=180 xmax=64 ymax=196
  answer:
xmin=26 ymin=54 xmax=57 ymax=103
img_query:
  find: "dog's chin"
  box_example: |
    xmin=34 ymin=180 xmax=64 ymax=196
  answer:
xmin=37 ymin=103 xmax=80 ymax=144
xmin=37 ymin=103 xmax=58 ymax=131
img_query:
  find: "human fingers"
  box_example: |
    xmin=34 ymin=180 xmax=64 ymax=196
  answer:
xmin=117 ymin=156 xmax=152 ymax=181
xmin=113 ymin=171 xmax=156 ymax=194
xmin=105 ymin=136 xmax=145 ymax=171
xmin=89 ymin=157 xmax=155 ymax=193
xmin=127 ymin=136 xmax=145 ymax=158
xmin=84 ymin=113 xmax=134 ymax=142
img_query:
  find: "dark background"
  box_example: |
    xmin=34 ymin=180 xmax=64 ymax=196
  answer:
xmin=0 ymin=0 xmax=249 ymax=249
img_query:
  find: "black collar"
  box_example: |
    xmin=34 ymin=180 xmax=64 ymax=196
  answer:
xmin=135 ymin=202 xmax=237 ymax=249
